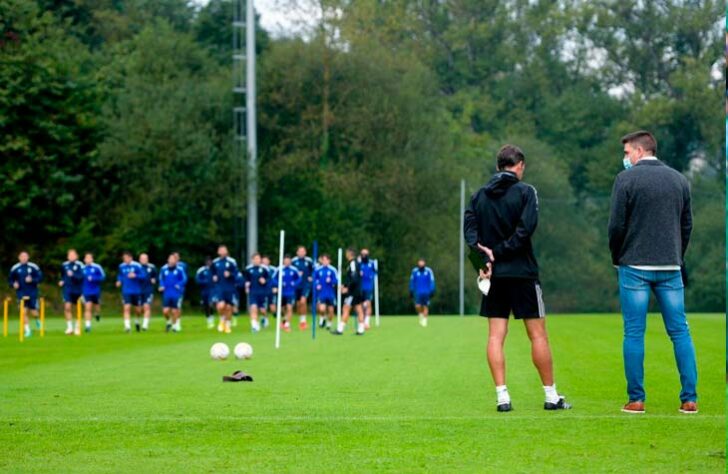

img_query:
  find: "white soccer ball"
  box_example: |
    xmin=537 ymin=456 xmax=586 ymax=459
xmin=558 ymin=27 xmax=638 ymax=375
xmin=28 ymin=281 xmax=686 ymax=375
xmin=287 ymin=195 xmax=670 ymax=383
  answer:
xmin=210 ymin=342 xmax=230 ymax=360
xmin=234 ymin=342 xmax=253 ymax=360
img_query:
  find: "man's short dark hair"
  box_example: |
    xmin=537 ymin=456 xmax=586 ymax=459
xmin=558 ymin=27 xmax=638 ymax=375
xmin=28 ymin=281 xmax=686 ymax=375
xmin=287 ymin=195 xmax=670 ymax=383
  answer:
xmin=251 ymin=252 xmax=260 ymax=258
xmin=496 ymin=145 xmax=526 ymax=171
xmin=621 ymin=130 xmax=657 ymax=155
xmin=122 ymin=251 xmax=132 ymax=257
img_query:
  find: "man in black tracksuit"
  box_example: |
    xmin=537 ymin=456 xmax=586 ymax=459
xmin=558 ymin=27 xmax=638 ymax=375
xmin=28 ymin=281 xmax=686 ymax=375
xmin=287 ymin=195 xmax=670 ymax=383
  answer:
xmin=464 ymin=144 xmax=570 ymax=413
xmin=332 ymin=248 xmax=365 ymax=336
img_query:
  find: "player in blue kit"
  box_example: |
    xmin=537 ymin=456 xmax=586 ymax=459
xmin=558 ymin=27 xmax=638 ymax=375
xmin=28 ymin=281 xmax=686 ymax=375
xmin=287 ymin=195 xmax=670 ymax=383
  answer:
xmin=139 ymin=253 xmax=157 ymax=331
xmin=274 ymin=255 xmax=300 ymax=333
xmin=358 ymin=248 xmax=377 ymax=329
xmin=58 ymin=249 xmax=85 ymax=335
xmin=243 ymin=253 xmax=270 ymax=333
xmin=313 ymin=254 xmax=338 ymax=330
xmin=260 ymin=255 xmax=275 ymax=328
xmin=82 ymin=252 xmax=105 ymax=331
xmin=195 ymin=258 xmax=214 ymax=329
xmin=116 ymin=251 xmax=147 ymax=333
xmin=159 ymin=253 xmax=187 ymax=333
xmin=291 ymin=246 xmax=314 ymax=331
xmin=210 ymin=245 xmax=238 ymax=334
xmin=410 ymin=259 xmax=436 ymax=327
xmin=8 ymin=251 xmax=42 ymax=338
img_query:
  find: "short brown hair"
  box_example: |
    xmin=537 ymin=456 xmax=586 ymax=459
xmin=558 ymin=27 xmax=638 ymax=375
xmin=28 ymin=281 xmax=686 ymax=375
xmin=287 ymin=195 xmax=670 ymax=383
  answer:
xmin=496 ymin=144 xmax=525 ymax=170
xmin=621 ymin=130 xmax=657 ymax=154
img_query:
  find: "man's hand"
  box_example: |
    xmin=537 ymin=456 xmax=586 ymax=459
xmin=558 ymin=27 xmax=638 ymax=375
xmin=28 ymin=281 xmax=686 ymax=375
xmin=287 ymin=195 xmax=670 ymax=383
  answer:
xmin=223 ymin=271 xmax=230 ymax=278
xmin=151 ymin=278 xmax=156 ymax=285
xmin=259 ymin=277 xmax=266 ymax=285
xmin=341 ymin=286 xmax=349 ymax=294
xmin=477 ymin=243 xmax=495 ymax=263
xmin=212 ymin=275 xmax=218 ymax=282
xmin=128 ymin=272 xmax=136 ymax=279
xmin=159 ymin=287 xmax=165 ymax=292
xmin=58 ymin=281 xmax=64 ymax=287
xmin=115 ymin=281 xmax=121 ymax=288
xmin=13 ymin=282 xmax=19 ymax=289
xmin=67 ymin=270 xmax=73 ymax=277
xmin=25 ymin=275 xmax=32 ymax=283
xmin=479 ymin=263 xmax=492 ymax=280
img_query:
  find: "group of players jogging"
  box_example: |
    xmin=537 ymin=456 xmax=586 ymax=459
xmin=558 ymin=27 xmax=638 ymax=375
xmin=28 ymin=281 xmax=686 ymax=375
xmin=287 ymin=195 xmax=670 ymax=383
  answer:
xmin=6 ymin=244 xmax=435 ymax=337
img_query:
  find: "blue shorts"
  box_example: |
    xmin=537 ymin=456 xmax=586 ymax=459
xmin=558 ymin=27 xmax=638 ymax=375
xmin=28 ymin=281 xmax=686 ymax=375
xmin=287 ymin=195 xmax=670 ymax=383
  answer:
xmin=122 ymin=294 xmax=143 ymax=307
xmin=83 ymin=294 xmax=101 ymax=304
xmin=281 ymin=295 xmax=296 ymax=306
xmin=200 ymin=293 xmax=211 ymax=307
xmin=267 ymin=294 xmax=277 ymax=307
xmin=19 ymin=296 xmax=38 ymax=310
xmin=360 ymin=289 xmax=374 ymax=302
xmin=142 ymin=293 xmax=154 ymax=306
xmin=211 ymin=290 xmax=236 ymax=306
xmin=248 ymin=293 xmax=267 ymax=308
xmin=295 ymin=286 xmax=311 ymax=300
xmin=317 ymin=296 xmax=335 ymax=307
xmin=163 ymin=295 xmax=183 ymax=309
xmin=63 ymin=291 xmax=83 ymax=304
xmin=414 ymin=293 xmax=430 ymax=307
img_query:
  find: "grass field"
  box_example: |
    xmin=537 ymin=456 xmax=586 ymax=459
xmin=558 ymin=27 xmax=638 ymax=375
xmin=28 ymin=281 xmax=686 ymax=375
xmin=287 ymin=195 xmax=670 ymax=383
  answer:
xmin=0 ymin=313 xmax=724 ymax=473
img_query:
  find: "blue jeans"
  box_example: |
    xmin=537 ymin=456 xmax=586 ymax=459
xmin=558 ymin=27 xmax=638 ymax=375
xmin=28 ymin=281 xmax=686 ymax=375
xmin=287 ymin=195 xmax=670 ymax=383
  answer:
xmin=618 ymin=266 xmax=697 ymax=402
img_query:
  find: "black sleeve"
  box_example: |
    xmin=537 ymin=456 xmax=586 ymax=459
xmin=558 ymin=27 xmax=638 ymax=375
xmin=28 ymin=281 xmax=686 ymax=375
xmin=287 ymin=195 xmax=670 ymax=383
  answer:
xmin=492 ymin=186 xmax=539 ymax=259
xmin=680 ymin=180 xmax=692 ymax=259
xmin=607 ymin=176 xmax=628 ymax=266
xmin=464 ymin=191 xmax=490 ymax=268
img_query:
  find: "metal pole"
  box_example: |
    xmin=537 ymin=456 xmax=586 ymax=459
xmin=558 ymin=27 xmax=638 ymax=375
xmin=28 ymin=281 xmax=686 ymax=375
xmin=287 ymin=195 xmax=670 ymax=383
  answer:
xmin=275 ymin=230 xmax=284 ymax=349
xmin=336 ymin=248 xmax=342 ymax=329
xmin=374 ymin=259 xmax=380 ymax=327
xmin=459 ymin=179 xmax=465 ymax=316
xmin=246 ymin=0 xmax=258 ymax=260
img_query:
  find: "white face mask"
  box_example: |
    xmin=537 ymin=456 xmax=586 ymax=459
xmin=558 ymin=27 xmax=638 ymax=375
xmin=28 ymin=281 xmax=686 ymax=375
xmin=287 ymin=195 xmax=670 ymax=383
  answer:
xmin=622 ymin=157 xmax=633 ymax=170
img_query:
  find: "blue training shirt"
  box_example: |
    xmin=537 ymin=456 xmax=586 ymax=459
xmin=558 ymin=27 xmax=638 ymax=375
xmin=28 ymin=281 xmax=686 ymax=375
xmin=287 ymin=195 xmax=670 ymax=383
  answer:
xmin=409 ymin=266 xmax=435 ymax=296
xmin=82 ymin=263 xmax=105 ymax=296
xmin=159 ymin=264 xmax=187 ymax=299
xmin=60 ymin=260 xmax=85 ymax=294
xmin=117 ymin=261 xmax=147 ymax=295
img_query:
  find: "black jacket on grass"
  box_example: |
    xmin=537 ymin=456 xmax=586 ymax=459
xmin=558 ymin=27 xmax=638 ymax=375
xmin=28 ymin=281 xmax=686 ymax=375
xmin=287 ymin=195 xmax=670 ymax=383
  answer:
xmin=464 ymin=171 xmax=539 ymax=280
xmin=607 ymin=159 xmax=692 ymax=267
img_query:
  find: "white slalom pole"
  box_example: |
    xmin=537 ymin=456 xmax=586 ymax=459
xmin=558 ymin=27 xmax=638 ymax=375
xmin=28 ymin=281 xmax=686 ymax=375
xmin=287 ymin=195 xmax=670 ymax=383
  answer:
xmin=275 ymin=230 xmax=285 ymax=349
xmin=459 ymin=179 xmax=465 ymax=316
xmin=374 ymin=258 xmax=380 ymax=327
xmin=336 ymin=248 xmax=342 ymax=328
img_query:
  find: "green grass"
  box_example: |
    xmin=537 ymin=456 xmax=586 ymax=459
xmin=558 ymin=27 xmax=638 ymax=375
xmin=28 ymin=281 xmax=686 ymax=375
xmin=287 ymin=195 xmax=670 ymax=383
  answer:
xmin=0 ymin=313 xmax=724 ymax=473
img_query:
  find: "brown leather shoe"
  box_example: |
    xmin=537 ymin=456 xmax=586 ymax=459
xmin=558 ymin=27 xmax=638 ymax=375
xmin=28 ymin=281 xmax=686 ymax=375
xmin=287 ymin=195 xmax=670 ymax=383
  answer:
xmin=621 ymin=401 xmax=645 ymax=414
xmin=679 ymin=401 xmax=698 ymax=414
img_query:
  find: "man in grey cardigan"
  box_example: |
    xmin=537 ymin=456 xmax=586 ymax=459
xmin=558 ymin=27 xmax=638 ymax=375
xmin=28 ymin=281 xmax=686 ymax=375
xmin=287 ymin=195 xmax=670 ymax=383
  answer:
xmin=608 ymin=130 xmax=698 ymax=414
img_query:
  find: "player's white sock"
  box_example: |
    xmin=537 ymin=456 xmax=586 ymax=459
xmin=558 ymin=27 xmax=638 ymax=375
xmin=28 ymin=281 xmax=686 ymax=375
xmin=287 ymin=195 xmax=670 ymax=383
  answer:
xmin=543 ymin=384 xmax=559 ymax=404
xmin=496 ymin=385 xmax=510 ymax=405
xmin=66 ymin=320 xmax=73 ymax=330
xmin=142 ymin=317 xmax=149 ymax=330
xmin=85 ymin=320 xmax=91 ymax=329
xmin=337 ymin=321 xmax=345 ymax=333
xmin=252 ymin=320 xmax=260 ymax=331
xmin=124 ymin=319 xmax=131 ymax=330
xmin=357 ymin=322 xmax=365 ymax=334
xmin=299 ymin=315 xmax=306 ymax=323
xmin=174 ymin=320 xmax=181 ymax=331
xmin=225 ymin=319 xmax=231 ymax=330
xmin=24 ymin=323 xmax=31 ymax=332
xmin=365 ymin=316 xmax=370 ymax=326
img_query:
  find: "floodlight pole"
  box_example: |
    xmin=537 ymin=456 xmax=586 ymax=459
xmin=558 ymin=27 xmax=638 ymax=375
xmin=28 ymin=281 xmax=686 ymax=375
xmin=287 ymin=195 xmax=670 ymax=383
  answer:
xmin=246 ymin=0 xmax=258 ymax=259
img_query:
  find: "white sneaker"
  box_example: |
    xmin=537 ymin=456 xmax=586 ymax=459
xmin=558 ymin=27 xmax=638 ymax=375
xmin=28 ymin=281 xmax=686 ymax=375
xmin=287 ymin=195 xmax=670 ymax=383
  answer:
xmin=64 ymin=327 xmax=74 ymax=335
xmin=420 ymin=317 xmax=428 ymax=327
xmin=217 ymin=322 xmax=225 ymax=333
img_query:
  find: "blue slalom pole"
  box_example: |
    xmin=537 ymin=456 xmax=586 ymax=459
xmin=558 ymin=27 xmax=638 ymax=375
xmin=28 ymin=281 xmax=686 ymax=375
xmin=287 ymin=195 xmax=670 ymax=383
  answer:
xmin=311 ymin=240 xmax=318 ymax=340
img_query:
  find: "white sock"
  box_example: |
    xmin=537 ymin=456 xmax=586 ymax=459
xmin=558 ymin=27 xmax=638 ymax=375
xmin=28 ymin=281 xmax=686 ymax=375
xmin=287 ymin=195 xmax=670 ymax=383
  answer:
xmin=252 ymin=320 xmax=260 ymax=331
xmin=496 ymin=385 xmax=510 ymax=405
xmin=66 ymin=321 xmax=73 ymax=330
xmin=85 ymin=320 xmax=91 ymax=328
xmin=544 ymin=384 xmax=559 ymax=404
xmin=124 ymin=319 xmax=131 ymax=330
xmin=365 ymin=316 xmax=370 ymax=326
xmin=337 ymin=321 xmax=345 ymax=333
xmin=142 ymin=317 xmax=149 ymax=329
xmin=357 ymin=322 xmax=364 ymax=333
xmin=24 ymin=323 xmax=30 ymax=332
xmin=174 ymin=320 xmax=181 ymax=330
xmin=225 ymin=320 xmax=231 ymax=329
xmin=299 ymin=315 xmax=306 ymax=323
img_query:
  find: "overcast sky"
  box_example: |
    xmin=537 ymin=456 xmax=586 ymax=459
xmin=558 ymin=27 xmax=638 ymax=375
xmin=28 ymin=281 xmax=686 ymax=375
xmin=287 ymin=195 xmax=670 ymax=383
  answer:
xmin=192 ymin=0 xmax=315 ymax=37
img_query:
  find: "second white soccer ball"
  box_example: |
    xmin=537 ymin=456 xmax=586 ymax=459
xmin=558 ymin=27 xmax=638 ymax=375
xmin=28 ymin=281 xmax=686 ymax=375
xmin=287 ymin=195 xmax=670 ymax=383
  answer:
xmin=234 ymin=342 xmax=253 ymax=360
xmin=210 ymin=342 xmax=230 ymax=360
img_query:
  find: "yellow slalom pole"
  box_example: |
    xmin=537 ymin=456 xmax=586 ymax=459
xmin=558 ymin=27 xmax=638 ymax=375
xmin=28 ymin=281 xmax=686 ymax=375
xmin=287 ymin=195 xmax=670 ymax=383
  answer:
xmin=19 ymin=299 xmax=25 ymax=343
xmin=40 ymin=297 xmax=45 ymax=337
xmin=3 ymin=297 xmax=8 ymax=337
xmin=76 ymin=298 xmax=82 ymax=336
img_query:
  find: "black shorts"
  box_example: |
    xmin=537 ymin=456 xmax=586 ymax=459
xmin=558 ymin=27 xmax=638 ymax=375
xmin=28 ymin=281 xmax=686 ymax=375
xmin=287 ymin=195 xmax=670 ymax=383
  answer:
xmin=343 ymin=291 xmax=363 ymax=307
xmin=480 ymin=278 xmax=545 ymax=319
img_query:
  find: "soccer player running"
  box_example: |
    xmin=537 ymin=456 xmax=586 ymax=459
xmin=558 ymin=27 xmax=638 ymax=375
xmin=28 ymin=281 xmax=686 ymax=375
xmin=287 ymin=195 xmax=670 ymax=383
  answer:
xmin=116 ymin=251 xmax=147 ymax=333
xmin=313 ymin=254 xmax=338 ymax=330
xmin=58 ymin=249 xmax=85 ymax=335
xmin=608 ymin=131 xmax=697 ymax=414
xmin=82 ymin=252 xmax=105 ymax=329
xmin=334 ymin=248 xmax=365 ymax=336
xmin=464 ymin=144 xmax=570 ymax=412
xmin=159 ymin=253 xmax=187 ymax=333
xmin=358 ymin=248 xmax=377 ymax=329
xmin=275 ymin=255 xmax=301 ymax=333
xmin=138 ymin=253 xmax=157 ymax=331
xmin=195 ymin=258 xmax=214 ymax=329
xmin=291 ymin=246 xmax=314 ymax=331
xmin=260 ymin=255 xmax=274 ymax=328
xmin=243 ymin=253 xmax=270 ymax=333
xmin=409 ymin=259 xmax=435 ymax=327
xmin=8 ymin=251 xmax=42 ymax=338
xmin=210 ymin=245 xmax=238 ymax=334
